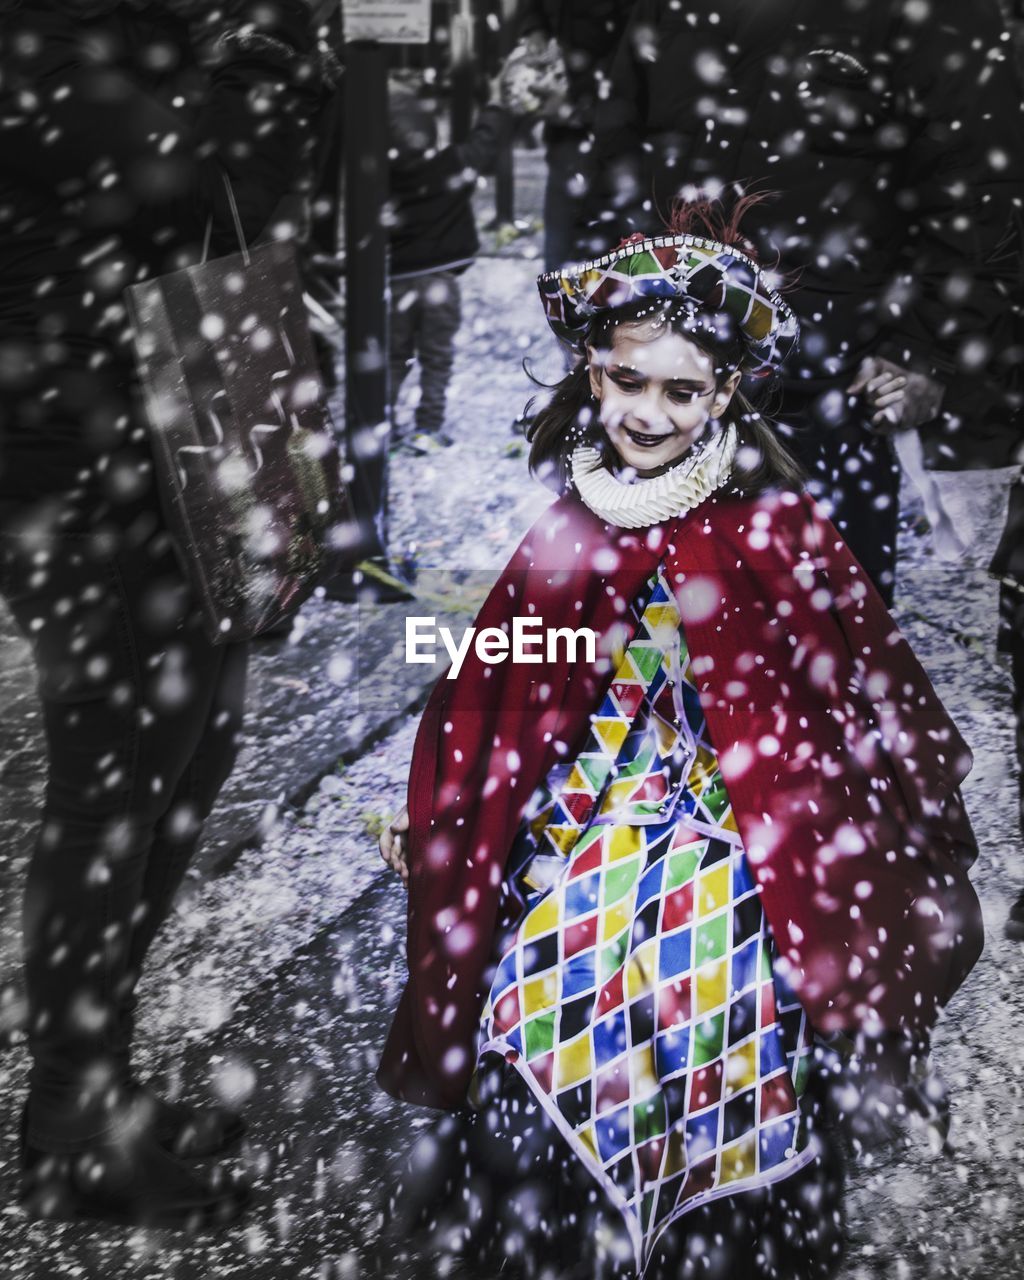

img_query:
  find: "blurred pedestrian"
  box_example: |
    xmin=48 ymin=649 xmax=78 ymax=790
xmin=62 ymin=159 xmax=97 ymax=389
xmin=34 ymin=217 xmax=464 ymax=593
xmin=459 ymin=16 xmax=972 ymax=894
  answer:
xmin=375 ymin=197 xmax=982 ymax=1279
xmin=593 ymin=0 xmax=1024 ymax=605
xmin=387 ymin=82 xmax=505 ymax=455
xmin=0 ymin=0 xmax=328 ymax=1227
xmin=990 ymin=486 xmax=1024 ymax=939
xmin=513 ymin=0 xmax=635 ymax=270
xmin=989 ymin=1 xmax=1024 ymax=941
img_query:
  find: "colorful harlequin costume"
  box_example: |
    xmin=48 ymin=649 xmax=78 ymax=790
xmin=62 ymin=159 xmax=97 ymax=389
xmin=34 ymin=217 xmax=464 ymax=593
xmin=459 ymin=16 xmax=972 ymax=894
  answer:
xmin=378 ymin=234 xmax=983 ymax=1275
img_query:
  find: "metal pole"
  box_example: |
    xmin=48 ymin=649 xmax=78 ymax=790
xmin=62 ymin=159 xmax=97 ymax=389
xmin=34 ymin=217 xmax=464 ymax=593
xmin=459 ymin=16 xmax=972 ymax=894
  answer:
xmin=343 ymin=41 xmax=390 ymax=563
xmin=311 ymin=0 xmax=345 ymax=256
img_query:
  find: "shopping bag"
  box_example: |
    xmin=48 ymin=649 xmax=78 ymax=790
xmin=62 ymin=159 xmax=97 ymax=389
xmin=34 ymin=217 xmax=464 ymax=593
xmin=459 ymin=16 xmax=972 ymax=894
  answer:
xmin=126 ymin=230 xmax=365 ymax=643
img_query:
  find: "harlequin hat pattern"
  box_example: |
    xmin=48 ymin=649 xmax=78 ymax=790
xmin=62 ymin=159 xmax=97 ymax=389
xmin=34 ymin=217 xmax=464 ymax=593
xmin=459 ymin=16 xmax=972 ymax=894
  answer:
xmin=538 ymin=234 xmax=799 ymax=377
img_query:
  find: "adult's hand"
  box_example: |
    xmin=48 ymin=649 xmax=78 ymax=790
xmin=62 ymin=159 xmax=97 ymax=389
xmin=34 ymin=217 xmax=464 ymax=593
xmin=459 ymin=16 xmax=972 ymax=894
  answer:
xmin=847 ymin=356 xmax=945 ymax=434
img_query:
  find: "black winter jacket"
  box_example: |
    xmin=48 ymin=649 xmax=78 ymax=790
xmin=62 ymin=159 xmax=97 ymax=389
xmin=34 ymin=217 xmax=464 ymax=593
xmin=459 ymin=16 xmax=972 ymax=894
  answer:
xmin=594 ymin=0 xmax=1024 ymax=468
xmin=389 ymin=107 xmax=504 ymax=279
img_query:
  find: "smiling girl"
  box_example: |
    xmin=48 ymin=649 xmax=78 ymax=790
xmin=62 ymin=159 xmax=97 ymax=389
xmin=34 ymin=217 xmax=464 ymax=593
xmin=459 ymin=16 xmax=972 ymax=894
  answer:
xmin=375 ymin=200 xmax=982 ymax=1279
xmin=589 ymin=330 xmax=743 ymax=469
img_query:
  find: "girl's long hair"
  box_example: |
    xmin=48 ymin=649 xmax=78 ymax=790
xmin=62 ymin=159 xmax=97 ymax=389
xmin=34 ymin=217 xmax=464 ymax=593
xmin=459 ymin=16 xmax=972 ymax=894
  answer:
xmin=528 ymin=194 xmax=803 ymax=497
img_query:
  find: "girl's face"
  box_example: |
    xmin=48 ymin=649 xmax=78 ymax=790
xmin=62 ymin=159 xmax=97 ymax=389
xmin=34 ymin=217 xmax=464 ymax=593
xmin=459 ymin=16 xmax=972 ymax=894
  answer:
xmin=587 ymin=323 xmax=741 ymax=477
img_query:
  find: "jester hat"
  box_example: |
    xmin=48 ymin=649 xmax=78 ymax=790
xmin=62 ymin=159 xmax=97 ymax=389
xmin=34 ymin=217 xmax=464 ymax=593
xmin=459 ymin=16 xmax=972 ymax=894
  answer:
xmin=538 ymin=234 xmax=799 ymax=378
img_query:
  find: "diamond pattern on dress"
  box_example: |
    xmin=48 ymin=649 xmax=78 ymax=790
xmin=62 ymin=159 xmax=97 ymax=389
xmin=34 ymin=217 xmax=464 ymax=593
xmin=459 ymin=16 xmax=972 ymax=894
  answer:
xmin=479 ymin=568 xmax=814 ymax=1268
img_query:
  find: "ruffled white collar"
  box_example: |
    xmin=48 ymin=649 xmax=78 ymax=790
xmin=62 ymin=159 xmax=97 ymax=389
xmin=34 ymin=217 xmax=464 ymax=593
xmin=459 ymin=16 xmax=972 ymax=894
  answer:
xmin=571 ymin=425 xmax=737 ymax=529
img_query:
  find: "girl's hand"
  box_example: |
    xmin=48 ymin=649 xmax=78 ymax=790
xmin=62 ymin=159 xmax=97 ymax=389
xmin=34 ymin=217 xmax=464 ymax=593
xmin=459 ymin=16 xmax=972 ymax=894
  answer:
xmin=379 ymin=805 xmax=410 ymax=888
xmin=847 ymin=356 xmax=907 ymax=430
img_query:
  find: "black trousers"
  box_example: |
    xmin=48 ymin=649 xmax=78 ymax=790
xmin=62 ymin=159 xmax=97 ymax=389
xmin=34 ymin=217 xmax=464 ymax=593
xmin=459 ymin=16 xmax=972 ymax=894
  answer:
xmin=781 ymin=382 xmax=901 ymax=608
xmin=543 ymin=125 xmax=599 ymax=271
xmin=992 ymin=478 xmax=1024 ymax=838
xmin=0 ymin=506 xmax=247 ymax=1152
xmin=389 ymin=272 xmax=463 ymax=437
xmin=998 ymin=584 xmax=1024 ymax=837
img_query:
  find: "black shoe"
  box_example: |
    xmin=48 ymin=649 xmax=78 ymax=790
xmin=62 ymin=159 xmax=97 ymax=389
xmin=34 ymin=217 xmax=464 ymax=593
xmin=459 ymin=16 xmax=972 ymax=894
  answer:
xmin=20 ymin=1110 xmax=250 ymax=1229
xmin=322 ymin=558 xmax=416 ymax=604
xmin=407 ymin=430 xmax=454 ymax=455
xmin=134 ymin=1086 xmax=246 ymax=1159
xmin=1007 ymin=889 xmax=1024 ymax=941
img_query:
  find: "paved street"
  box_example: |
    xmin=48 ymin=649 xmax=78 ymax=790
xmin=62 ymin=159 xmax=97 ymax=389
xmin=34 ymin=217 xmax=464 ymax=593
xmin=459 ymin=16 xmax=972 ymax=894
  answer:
xmin=1 ymin=148 xmax=1023 ymax=1278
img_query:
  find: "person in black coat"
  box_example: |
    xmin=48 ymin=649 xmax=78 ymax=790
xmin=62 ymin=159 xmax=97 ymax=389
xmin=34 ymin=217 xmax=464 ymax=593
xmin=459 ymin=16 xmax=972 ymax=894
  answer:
xmin=516 ymin=0 xmax=635 ymax=270
xmin=990 ymin=474 xmax=1024 ymax=940
xmin=991 ymin=0 xmax=1024 ymax=940
xmin=387 ymin=85 xmax=504 ymax=452
xmin=592 ymin=0 xmax=1024 ymax=604
xmin=0 ymin=0 xmax=327 ymax=1227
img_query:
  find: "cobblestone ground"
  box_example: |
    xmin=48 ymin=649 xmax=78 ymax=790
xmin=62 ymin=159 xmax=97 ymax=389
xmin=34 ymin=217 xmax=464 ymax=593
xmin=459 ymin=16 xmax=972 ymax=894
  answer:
xmin=0 ymin=148 xmax=1022 ymax=1278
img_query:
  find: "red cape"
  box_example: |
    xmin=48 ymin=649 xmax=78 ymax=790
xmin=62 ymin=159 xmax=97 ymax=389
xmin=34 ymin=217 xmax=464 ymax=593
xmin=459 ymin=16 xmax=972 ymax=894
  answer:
xmin=379 ymin=490 xmax=983 ymax=1109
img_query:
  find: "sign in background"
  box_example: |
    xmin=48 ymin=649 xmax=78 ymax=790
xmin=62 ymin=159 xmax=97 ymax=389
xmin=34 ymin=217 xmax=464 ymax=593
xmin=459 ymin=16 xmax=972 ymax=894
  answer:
xmin=343 ymin=0 xmax=432 ymax=44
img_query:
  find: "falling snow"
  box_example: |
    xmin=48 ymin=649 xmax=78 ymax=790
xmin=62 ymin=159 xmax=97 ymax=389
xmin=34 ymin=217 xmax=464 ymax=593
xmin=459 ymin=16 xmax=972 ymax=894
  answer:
xmin=1 ymin=1 xmax=1023 ymax=1277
